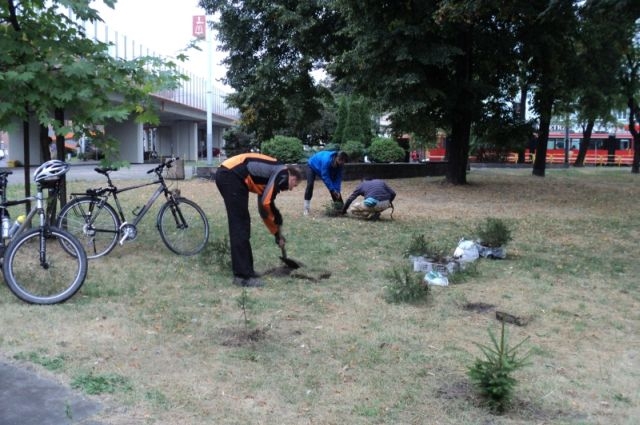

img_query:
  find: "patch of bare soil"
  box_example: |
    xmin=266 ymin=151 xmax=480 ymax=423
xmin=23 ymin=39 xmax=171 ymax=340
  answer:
xmin=436 ymin=378 xmax=474 ymax=401
xmin=463 ymin=302 xmax=495 ymax=313
xmin=263 ymin=265 xmax=332 ymax=282
xmin=436 ymin=379 xmax=586 ymax=424
xmin=219 ymin=327 xmax=270 ymax=347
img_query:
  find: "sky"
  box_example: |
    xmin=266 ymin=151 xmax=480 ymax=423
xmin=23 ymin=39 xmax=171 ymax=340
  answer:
xmin=91 ymin=0 xmax=229 ymax=88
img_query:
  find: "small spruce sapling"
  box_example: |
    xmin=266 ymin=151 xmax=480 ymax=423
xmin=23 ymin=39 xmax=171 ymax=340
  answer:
xmin=468 ymin=322 xmax=531 ymax=413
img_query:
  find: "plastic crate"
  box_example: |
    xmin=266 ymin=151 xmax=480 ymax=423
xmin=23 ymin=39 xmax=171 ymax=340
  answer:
xmin=410 ymin=256 xmax=461 ymax=276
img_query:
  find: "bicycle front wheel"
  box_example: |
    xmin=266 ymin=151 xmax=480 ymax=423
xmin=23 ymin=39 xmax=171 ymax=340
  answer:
xmin=157 ymin=197 xmax=209 ymax=255
xmin=3 ymin=227 xmax=88 ymax=304
xmin=57 ymin=196 xmax=119 ymax=259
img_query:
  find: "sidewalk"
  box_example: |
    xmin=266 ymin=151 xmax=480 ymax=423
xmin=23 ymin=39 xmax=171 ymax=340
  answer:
xmin=2 ymin=161 xmax=195 ymax=184
xmin=0 ymin=359 xmax=104 ymax=424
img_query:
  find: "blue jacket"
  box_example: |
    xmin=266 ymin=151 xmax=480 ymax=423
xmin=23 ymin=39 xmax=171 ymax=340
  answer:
xmin=308 ymin=150 xmax=343 ymax=193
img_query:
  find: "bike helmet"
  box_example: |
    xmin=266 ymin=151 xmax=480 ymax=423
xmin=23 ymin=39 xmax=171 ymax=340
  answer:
xmin=33 ymin=160 xmax=70 ymax=183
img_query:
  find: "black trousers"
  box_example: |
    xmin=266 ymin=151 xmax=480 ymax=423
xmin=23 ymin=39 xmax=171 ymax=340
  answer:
xmin=215 ymin=168 xmax=255 ymax=278
xmin=304 ymin=169 xmax=317 ymax=201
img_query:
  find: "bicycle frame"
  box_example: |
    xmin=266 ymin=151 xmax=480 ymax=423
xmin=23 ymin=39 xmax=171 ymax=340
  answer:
xmin=69 ymin=160 xmax=183 ymax=245
xmin=1 ymin=167 xmax=89 ymax=305
xmin=1 ymin=173 xmax=61 ymax=246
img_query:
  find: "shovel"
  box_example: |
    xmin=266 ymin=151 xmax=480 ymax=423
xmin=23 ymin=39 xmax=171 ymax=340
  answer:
xmin=280 ymin=245 xmax=302 ymax=269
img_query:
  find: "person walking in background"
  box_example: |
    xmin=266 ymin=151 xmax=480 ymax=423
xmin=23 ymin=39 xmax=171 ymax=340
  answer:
xmin=304 ymin=150 xmax=348 ymax=215
xmin=215 ymin=153 xmax=303 ymax=287
xmin=341 ymin=177 xmax=396 ymax=220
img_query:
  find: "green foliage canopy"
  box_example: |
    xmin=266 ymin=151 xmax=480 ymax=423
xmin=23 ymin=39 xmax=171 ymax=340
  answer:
xmin=0 ymin=0 xmax=185 ymax=138
xmin=199 ymin=0 xmax=342 ymax=141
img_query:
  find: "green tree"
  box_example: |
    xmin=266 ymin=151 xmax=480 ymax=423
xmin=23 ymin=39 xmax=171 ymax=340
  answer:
xmin=0 ymin=0 xmax=185 ymax=146
xmin=331 ymin=1 xmax=525 ymax=184
xmin=342 ymin=96 xmax=372 ymax=147
xmin=517 ymin=1 xmax=580 ymax=177
xmin=333 ymin=95 xmax=348 ymax=145
xmin=0 ymin=0 xmax=186 ymax=212
xmin=199 ymin=0 xmax=343 ymax=141
xmin=222 ymin=127 xmax=255 ymax=157
xmin=609 ymin=0 xmax=640 ymax=173
xmin=570 ymin=2 xmax=629 ymax=167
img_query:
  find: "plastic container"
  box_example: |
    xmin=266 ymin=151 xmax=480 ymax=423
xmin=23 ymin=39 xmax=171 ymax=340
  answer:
xmin=8 ymin=214 xmax=26 ymax=237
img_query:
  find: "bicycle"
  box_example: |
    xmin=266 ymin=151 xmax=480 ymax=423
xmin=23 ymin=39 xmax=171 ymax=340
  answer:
xmin=57 ymin=157 xmax=209 ymax=259
xmin=0 ymin=160 xmax=88 ymax=304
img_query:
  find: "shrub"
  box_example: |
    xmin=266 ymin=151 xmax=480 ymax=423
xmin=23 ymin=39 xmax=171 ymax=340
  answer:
xmin=341 ymin=140 xmax=365 ymax=162
xmin=367 ymin=137 xmax=405 ymax=163
xmin=475 ymin=218 xmax=512 ymax=247
xmin=403 ymin=233 xmax=449 ymax=263
xmin=323 ymin=200 xmax=344 ymax=217
xmin=261 ymin=135 xmax=304 ymax=164
xmin=468 ymin=322 xmax=531 ymax=413
xmin=323 ymin=142 xmax=341 ymax=152
xmin=383 ymin=266 xmax=430 ymax=304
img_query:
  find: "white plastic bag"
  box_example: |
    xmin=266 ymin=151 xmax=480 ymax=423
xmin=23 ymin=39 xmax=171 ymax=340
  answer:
xmin=424 ymin=271 xmax=449 ymax=286
xmin=453 ymin=239 xmax=479 ymax=263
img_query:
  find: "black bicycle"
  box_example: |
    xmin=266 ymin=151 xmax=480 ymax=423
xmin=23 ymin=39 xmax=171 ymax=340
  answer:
xmin=57 ymin=158 xmax=209 ymax=259
xmin=0 ymin=161 xmax=88 ymax=304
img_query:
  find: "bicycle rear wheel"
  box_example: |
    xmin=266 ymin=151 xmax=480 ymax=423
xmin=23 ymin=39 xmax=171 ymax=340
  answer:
xmin=57 ymin=196 xmax=119 ymax=259
xmin=3 ymin=227 xmax=88 ymax=304
xmin=157 ymin=197 xmax=209 ymax=255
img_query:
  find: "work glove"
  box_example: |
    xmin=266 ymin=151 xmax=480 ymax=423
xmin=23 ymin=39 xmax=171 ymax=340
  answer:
xmin=274 ymin=230 xmax=286 ymax=247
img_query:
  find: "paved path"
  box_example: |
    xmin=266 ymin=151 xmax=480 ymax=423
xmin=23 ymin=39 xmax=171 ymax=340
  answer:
xmin=0 ymin=359 xmax=104 ymax=425
xmin=2 ymin=161 xmax=195 ymax=184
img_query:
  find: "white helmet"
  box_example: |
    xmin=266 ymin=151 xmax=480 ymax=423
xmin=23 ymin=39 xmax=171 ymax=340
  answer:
xmin=33 ymin=160 xmax=70 ymax=183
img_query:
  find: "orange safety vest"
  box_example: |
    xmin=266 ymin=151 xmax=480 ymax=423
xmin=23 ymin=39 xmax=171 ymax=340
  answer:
xmin=220 ymin=153 xmax=287 ymax=234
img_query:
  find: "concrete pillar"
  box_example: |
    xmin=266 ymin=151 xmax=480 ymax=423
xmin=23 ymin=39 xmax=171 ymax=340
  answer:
xmin=7 ymin=117 xmax=45 ymax=165
xmin=104 ymin=118 xmax=143 ymax=163
xmin=173 ymin=121 xmax=198 ymax=161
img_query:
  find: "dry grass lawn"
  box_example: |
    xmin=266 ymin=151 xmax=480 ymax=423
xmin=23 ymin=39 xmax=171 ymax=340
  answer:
xmin=0 ymin=166 xmax=639 ymax=424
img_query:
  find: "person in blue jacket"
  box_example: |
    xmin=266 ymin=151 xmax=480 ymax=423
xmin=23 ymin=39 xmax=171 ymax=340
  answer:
xmin=304 ymin=150 xmax=348 ymax=215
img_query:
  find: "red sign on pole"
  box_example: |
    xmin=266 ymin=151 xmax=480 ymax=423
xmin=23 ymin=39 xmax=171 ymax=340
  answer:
xmin=193 ymin=15 xmax=206 ymax=39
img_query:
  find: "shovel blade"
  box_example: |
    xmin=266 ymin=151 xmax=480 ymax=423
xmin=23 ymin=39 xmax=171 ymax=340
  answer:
xmin=280 ymin=256 xmax=301 ymax=269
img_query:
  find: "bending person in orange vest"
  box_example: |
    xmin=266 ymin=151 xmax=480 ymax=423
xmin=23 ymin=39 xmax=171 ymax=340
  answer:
xmin=216 ymin=153 xmax=303 ymax=287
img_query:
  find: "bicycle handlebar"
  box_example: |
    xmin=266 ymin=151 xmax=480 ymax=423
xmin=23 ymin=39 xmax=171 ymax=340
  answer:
xmin=147 ymin=157 xmax=179 ymax=175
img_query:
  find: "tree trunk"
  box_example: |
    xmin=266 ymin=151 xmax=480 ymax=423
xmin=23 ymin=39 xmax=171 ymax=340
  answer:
xmin=532 ymin=96 xmax=554 ymax=177
xmin=22 ymin=118 xmax=32 ymax=213
xmin=445 ymin=27 xmax=472 ymax=185
xmin=629 ymin=97 xmax=639 ymax=174
xmin=633 ymin=133 xmax=640 ymax=174
xmin=517 ymin=83 xmax=529 ymax=163
xmin=447 ymin=117 xmax=471 ymax=185
xmin=574 ymin=119 xmax=595 ymax=167
xmin=54 ymin=108 xmax=68 ymax=210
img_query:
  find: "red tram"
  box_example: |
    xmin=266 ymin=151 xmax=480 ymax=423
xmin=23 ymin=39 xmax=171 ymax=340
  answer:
xmin=425 ymin=129 xmax=637 ymax=165
xmin=541 ymin=130 xmax=635 ymax=165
